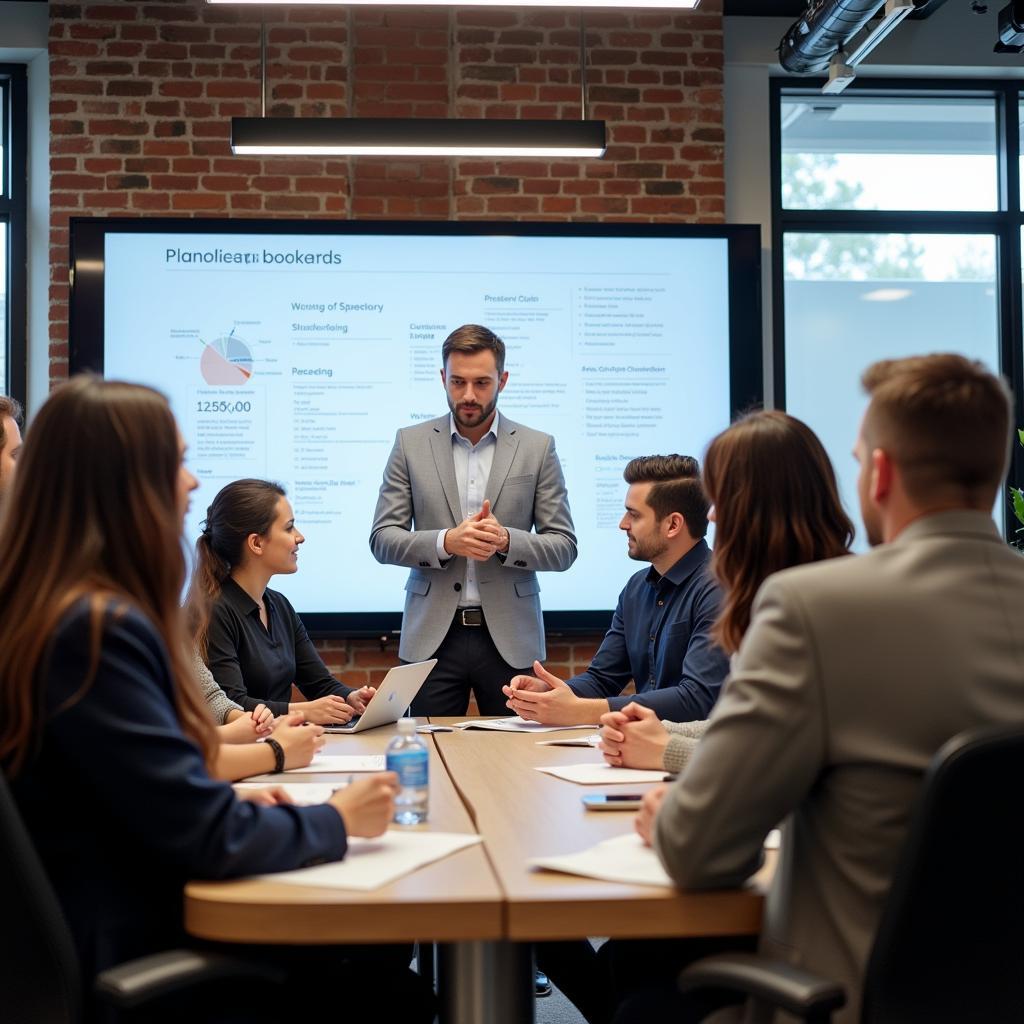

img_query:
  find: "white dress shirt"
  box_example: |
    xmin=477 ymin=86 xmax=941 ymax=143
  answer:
xmin=434 ymin=411 xmax=499 ymax=607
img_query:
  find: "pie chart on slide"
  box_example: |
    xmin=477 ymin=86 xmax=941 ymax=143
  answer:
xmin=200 ymin=336 xmax=253 ymax=386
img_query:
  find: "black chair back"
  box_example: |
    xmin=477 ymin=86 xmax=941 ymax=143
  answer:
xmin=0 ymin=769 xmax=82 ymax=1024
xmin=861 ymin=725 xmax=1024 ymax=1023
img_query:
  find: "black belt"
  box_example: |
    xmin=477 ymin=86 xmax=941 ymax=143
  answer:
xmin=455 ymin=607 xmax=484 ymax=627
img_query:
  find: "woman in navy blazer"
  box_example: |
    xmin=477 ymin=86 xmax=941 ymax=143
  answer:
xmin=0 ymin=377 xmax=432 ymax=1022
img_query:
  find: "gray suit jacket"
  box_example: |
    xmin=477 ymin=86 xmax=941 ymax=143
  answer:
xmin=369 ymin=414 xmax=577 ymax=666
xmin=653 ymin=511 xmax=1024 ymax=1024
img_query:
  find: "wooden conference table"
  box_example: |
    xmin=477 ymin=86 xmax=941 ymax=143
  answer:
xmin=186 ymin=720 xmax=769 ymax=1024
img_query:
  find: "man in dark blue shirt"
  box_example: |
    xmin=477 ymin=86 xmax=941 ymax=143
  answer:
xmin=504 ymin=454 xmax=729 ymax=727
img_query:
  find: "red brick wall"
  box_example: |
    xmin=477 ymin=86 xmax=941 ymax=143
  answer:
xmin=321 ymin=637 xmax=608 ymax=695
xmin=46 ymin=0 xmax=723 ymax=685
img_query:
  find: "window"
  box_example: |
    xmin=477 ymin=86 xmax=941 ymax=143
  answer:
xmin=781 ymin=95 xmax=998 ymax=212
xmin=0 ymin=66 xmax=27 ymax=404
xmin=773 ymin=82 xmax=1023 ymax=548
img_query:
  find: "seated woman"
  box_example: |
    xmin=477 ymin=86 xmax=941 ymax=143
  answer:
xmin=191 ymin=647 xmax=324 ymax=781
xmin=566 ymin=410 xmax=857 ymax=1024
xmin=196 ymin=645 xmax=271 ymax=733
xmin=188 ymin=478 xmax=374 ymax=726
xmin=0 ymin=377 xmax=432 ymax=1022
xmin=600 ymin=410 xmax=854 ymax=772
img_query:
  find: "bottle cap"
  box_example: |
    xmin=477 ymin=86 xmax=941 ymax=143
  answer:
xmin=397 ymin=717 xmax=416 ymax=734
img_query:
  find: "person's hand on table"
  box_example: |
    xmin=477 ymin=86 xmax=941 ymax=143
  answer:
xmin=344 ymin=685 xmax=376 ymax=715
xmin=635 ymin=784 xmax=669 ymax=847
xmin=292 ymin=694 xmax=354 ymax=725
xmin=236 ymin=786 xmax=293 ymax=806
xmin=271 ymin=707 xmax=302 ymax=730
xmin=274 ymin=713 xmax=325 ymax=769
xmin=599 ymin=703 xmax=670 ymax=770
xmin=219 ymin=703 xmax=274 ymax=743
xmin=444 ymin=499 xmax=503 ymax=561
xmin=503 ymin=661 xmax=598 ymax=726
xmin=503 ymin=665 xmax=554 ymax=695
xmin=331 ymin=773 xmax=399 ymax=837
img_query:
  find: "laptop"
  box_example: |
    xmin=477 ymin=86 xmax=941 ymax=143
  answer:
xmin=323 ymin=659 xmax=437 ymax=734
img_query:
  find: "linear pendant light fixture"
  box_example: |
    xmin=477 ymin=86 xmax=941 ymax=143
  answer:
xmin=230 ymin=14 xmax=607 ymax=158
xmin=232 ymin=117 xmax=607 ymax=157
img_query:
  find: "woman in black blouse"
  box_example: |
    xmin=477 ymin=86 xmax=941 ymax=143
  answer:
xmin=189 ymin=479 xmax=375 ymax=724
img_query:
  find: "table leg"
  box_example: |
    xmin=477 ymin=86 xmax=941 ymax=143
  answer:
xmin=437 ymin=940 xmax=534 ymax=1024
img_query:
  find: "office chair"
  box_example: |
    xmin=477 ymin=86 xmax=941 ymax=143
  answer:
xmin=0 ymin=769 xmax=279 ymax=1024
xmin=676 ymin=725 xmax=1024 ymax=1023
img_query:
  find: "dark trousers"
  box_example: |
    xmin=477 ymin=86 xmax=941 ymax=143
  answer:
xmin=409 ymin=611 xmax=531 ymax=717
xmin=536 ymin=935 xmax=757 ymax=1024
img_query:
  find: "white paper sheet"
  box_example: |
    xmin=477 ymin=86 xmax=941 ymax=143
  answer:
xmin=536 ymin=733 xmax=601 ymax=747
xmin=531 ymin=829 xmax=782 ymax=888
xmin=453 ymin=717 xmax=598 ymax=733
xmin=256 ymin=831 xmax=483 ymax=891
xmin=283 ymin=755 xmax=385 ymax=775
xmin=530 ymin=832 xmax=673 ymax=887
xmin=233 ymin=783 xmax=342 ymax=805
xmin=535 ymin=763 xmax=668 ymax=785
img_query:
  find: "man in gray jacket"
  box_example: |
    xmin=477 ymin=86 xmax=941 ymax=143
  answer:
xmin=370 ymin=324 xmax=577 ymax=716
xmin=637 ymin=353 xmax=1024 ymax=1024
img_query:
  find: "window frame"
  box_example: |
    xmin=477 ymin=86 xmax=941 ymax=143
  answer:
xmin=771 ymin=77 xmax=1024 ymax=527
xmin=0 ymin=64 xmax=27 ymax=407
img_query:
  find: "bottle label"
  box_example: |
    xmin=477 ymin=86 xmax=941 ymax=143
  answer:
xmin=387 ymin=750 xmax=428 ymax=788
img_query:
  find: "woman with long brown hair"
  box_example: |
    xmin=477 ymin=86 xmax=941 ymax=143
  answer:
xmin=600 ymin=410 xmax=854 ymax=771
xmin=186 ymin=478 xmax=374 ymax=725
xmin=0 ymin=377 xmax=431 ymax=1021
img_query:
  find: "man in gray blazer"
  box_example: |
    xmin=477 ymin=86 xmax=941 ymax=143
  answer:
xmin=370 ymin=324 xmax=577 ymax=716
xmin=635 ymin=353 xmax=1024 ymax=1024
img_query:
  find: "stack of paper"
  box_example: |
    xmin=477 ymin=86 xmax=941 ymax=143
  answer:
xmin=283 ymin=754 xmax=385 ymax=775
xmin=535 ymin=763 xmax=668 ymax=785
xmin=530 ymin=832 xmax=672 ymax=887
xmin=257 ymin=831 xmax=483 ymax=891
xmin=233 ymin=782 xmax=341 ymax=805
xmin=536 ymin=734 xmax=601 ymax=747
xmin=530 ymin=829 xmax=782 ymax=887
xmin=453 ymin=717 xmax=598 ymax=733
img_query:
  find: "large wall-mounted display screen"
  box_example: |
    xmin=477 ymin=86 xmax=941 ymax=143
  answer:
xmin=70 ymin=219 xmax=762 ymax=636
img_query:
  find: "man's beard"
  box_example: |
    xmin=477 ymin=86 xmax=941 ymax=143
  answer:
xmin=628 ymin=535 xmax=668 ymax=564
xmin=450 ymin=394 xmax=497 ymax=429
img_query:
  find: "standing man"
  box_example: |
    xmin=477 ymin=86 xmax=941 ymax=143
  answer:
xmin=637 ymin=354 xmax=1024 ymax=1024
xmin=504 ymin=455 xmax=729 ymax=727
xmin=370 ymin=324 xmax=577 ymax=716
xmin=0 ymin=395 xmax=23 ymax=496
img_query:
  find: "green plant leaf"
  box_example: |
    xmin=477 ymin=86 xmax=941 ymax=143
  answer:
xmin=1012 ymin=486 xmax=1024 ymax=528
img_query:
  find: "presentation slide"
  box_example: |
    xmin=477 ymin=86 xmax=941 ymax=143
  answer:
xmin=102 ymin=230 xmax=732 ymax=616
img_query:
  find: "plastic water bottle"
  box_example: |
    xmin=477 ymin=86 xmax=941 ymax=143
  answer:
xmin=386 ymin=718 xmax=429 ymax=825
